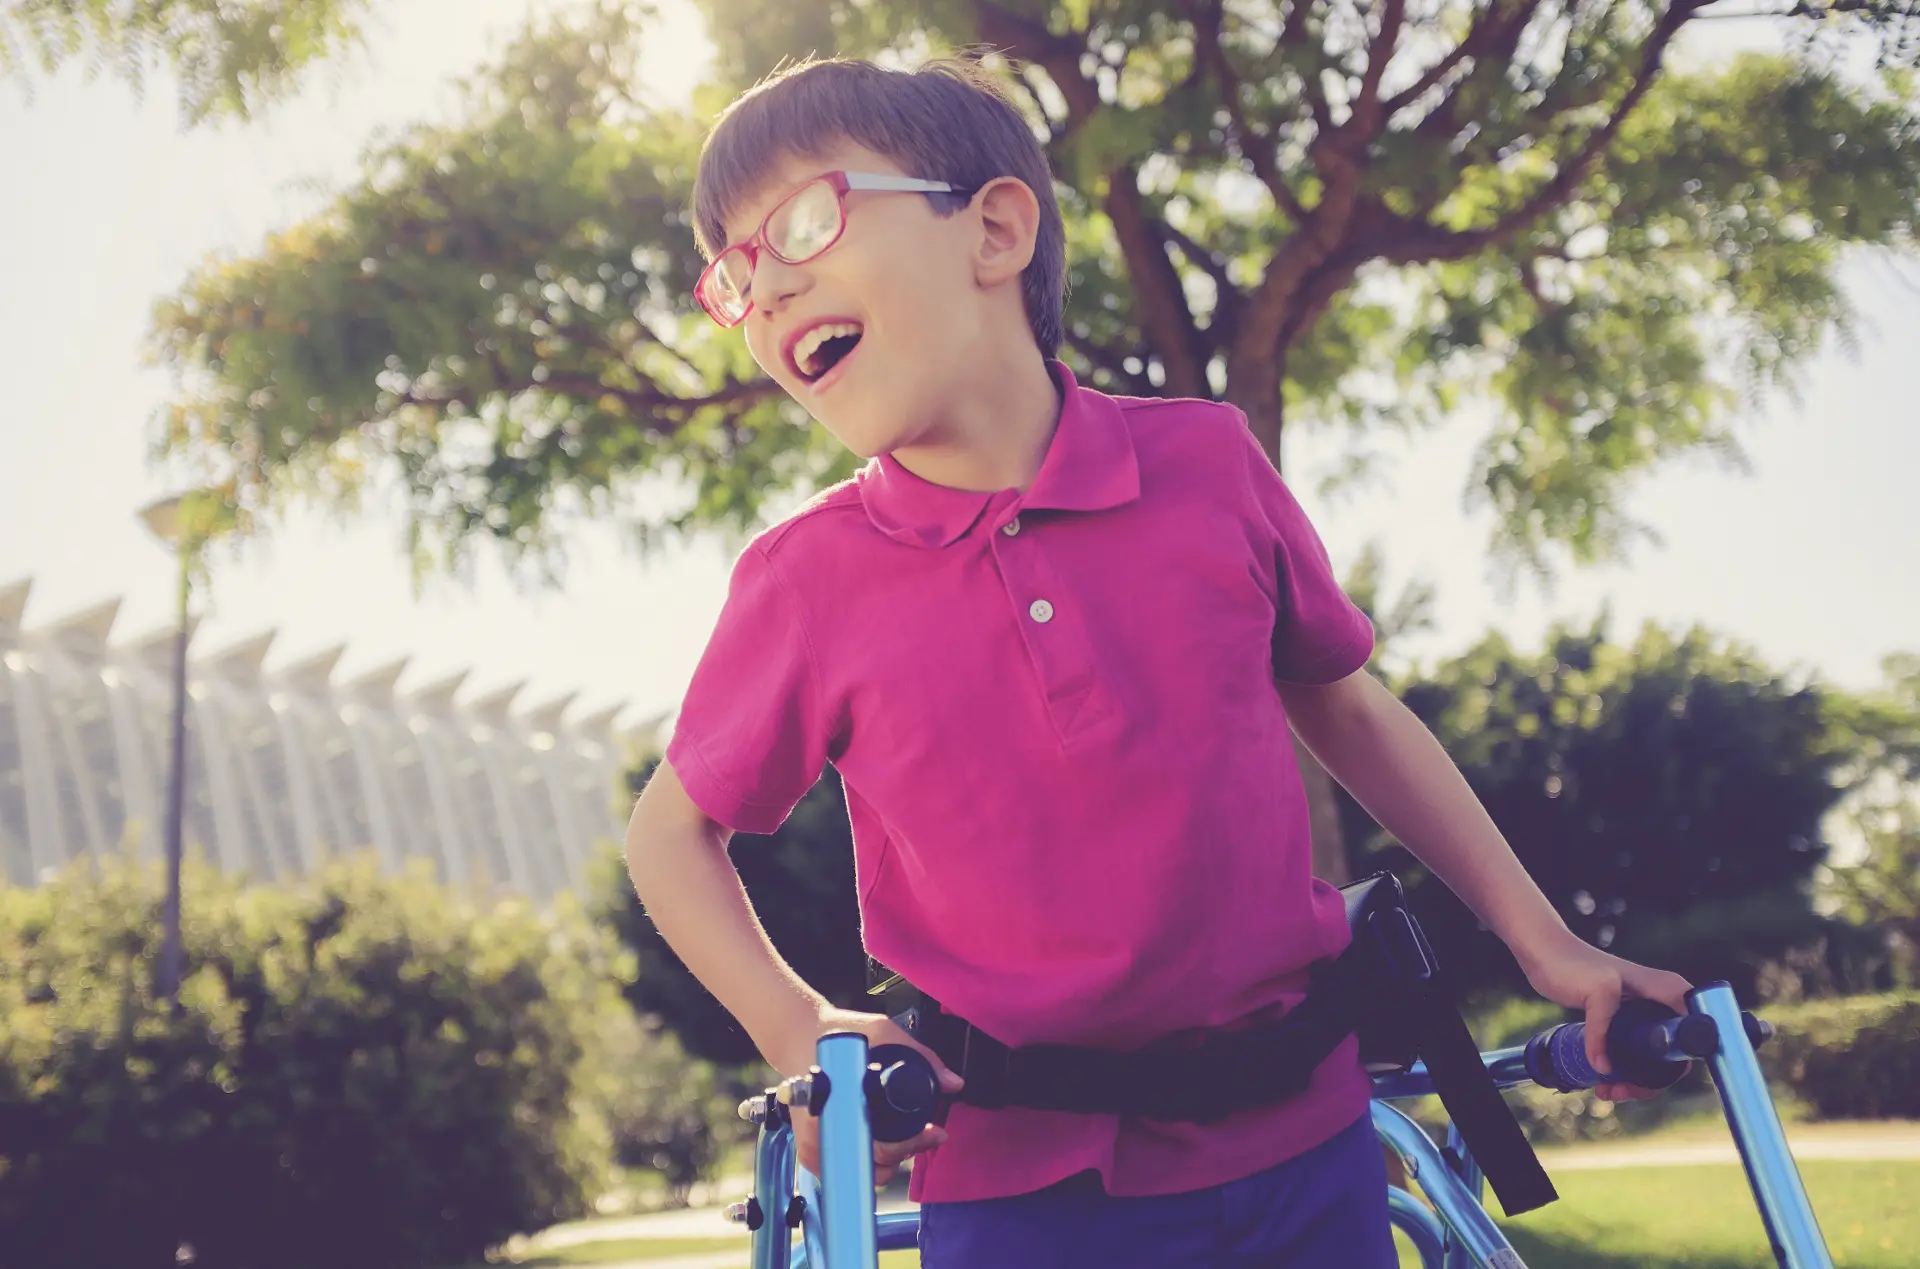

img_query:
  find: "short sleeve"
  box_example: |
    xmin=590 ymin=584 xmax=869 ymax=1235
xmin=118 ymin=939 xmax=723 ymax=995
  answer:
xmin=1233 ymin=414 xmax=1376 ymax=684
xmin=665 ymin=544 xmax=835 ymax=834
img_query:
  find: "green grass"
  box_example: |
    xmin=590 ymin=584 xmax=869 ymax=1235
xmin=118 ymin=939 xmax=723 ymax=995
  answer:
xmin=493 ymin=1161 xmax=1918 ymax=1267
xmin=1489 ymin=1161 xmax=1916 ymax=1269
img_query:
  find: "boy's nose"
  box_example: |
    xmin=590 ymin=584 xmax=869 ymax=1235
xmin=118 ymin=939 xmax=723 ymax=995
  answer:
xmin=750 ymin=253 xmax=809 ymax=314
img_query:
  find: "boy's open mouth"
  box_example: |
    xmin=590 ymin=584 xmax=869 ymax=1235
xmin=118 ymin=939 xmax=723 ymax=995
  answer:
xmin=790 ymin=321 xmax=864 ymax=384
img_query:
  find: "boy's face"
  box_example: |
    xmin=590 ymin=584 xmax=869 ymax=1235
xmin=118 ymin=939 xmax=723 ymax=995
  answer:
xmin=718 ymin=140 xmax=1001 ymax=459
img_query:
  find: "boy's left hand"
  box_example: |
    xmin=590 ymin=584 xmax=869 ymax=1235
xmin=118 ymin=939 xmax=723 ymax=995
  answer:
xmin=1516 ymin=934 xmax=1693 ymax=1103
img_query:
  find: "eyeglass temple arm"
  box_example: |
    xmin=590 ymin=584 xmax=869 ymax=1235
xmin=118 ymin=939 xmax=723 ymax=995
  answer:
xmin=842 ymin=173 xmax=961 ymax=194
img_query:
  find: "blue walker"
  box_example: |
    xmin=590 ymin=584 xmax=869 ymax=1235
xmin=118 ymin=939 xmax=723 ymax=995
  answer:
xmin=727 ymin=982 xmax=1832 ymax=1269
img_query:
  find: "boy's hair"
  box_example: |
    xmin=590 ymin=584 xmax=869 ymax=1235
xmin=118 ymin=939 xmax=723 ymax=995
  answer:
xmin=693 ymin=56 xmax=1066 ymax=359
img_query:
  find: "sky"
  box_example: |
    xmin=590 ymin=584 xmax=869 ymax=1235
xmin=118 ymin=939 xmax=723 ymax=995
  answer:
xmin=0 ymin=0 xmax=1914 ymax=733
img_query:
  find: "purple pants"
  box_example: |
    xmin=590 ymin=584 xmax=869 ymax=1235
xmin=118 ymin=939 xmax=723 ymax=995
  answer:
xmin=914 ymin=1113 xmax=1398 ymax=1268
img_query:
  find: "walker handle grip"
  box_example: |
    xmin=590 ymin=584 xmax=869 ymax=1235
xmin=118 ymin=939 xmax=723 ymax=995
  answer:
xmin=1524 ymin=998 xmax=1771 ymax=1093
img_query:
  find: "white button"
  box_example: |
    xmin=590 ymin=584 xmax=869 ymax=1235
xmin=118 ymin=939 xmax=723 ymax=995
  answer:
xmin=1002 ymin=517 xmax=1022 ymax=536
xmin=1029 ymin=599 xmax=1054 ymax=624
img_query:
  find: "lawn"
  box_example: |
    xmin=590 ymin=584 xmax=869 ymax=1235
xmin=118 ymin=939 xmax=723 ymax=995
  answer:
xmin=490 ymin=1160 xmax=1917 ymax=1268
xmin=1495 ymin=1161 xmax=1914 ymax=1269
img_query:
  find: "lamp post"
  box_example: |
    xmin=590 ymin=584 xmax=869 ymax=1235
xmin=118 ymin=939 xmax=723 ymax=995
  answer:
xmin=138 ymin=491 xmax=223 ymax=1003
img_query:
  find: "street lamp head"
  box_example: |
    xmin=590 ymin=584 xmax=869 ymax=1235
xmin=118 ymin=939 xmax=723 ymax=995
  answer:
xmin=137 ymin=488 xmax=239 ymax=553
xmin=138 ymin=494 xmax=185 ymax=546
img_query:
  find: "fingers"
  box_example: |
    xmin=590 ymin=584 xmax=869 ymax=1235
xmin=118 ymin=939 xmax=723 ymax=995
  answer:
xmin=796 ymin=1106 xmax=948 ymax=1185
xmin=1584 ymin=976 xmax=1622 ymax=1078
xmin=903 ymin=1037 xmax=964 ymax=1095
xmin=873 ymin=1124 xmax=947 ymax=1187
xmin=876 ymin=1125 xmax=948 ymax=1167
xmin=1637 ymin=967 xmax=1694 ymax=1016
xmin=878 ymin=1022 xmax=964 ymax=1096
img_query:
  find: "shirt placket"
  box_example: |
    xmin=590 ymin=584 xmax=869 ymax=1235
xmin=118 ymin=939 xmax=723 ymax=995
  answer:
xmin=988 ymin=504 xmax=1110 ymax=745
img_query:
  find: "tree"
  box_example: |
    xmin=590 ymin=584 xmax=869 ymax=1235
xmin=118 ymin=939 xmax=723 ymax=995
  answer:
xmin=1827 ymin=802 xmax=1920 ymax=978
xmin=1 ymin=0 xmax=370 ymax=125
xmin=148 ymin=1 xmax=1920 ymax=879
xmin=1823 ymin=655 xmax=1920 ymax=980
xmin=1344 ymin=620 xmax=1871 ymax=1000
xmin=596 ymin=1009 xmax=759 ymax=1206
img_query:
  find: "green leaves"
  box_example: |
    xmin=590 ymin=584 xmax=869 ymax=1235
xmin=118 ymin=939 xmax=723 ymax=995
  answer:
xmin=0 ymin=852 xmax=632 ymax=1267
xmin=1350 ymin=620 xmax=1861 ymax=995
xmin=149 ymin=6 xmax=822 ymax=567
xmin=138 ymin=1 xmax=1920 ymax=579
xmin=0 ymin=0 xmax=371 ymax=125
xmin=1379 ymin=55 xmax=1920 ymax=577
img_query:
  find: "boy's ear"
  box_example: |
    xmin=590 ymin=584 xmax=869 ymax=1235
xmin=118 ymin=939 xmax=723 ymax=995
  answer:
xmin=972 ymin=177 xmax=1040 ymax=287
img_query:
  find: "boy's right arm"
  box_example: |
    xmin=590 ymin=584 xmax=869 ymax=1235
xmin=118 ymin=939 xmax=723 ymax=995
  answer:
xmin=624 ymin=758 xmax=831 ymax=1074
xmin=623 ymin=759 xmax=961 ymax=1181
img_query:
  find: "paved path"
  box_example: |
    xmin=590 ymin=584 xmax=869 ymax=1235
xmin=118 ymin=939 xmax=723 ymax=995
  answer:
xmin=571 ymin=1256 xmax=741 ymax=1269
xmin=1537 ymin=1126 xmax=1920 ymax=1171
xmin=532 ymin=1195 xmax=917 ymax=1250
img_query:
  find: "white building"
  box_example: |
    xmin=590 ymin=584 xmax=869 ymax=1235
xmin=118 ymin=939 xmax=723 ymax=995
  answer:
xmin=0 ymin=578 xmax=646 ymax=900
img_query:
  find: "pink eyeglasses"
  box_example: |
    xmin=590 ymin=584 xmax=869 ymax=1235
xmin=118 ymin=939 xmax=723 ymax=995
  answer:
xmin=695 ymin=171 xmax=974 ymax=327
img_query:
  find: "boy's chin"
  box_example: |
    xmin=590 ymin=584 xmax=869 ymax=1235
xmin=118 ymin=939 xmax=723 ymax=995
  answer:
xmin=815 ymin=417 xmax=898 ymax=462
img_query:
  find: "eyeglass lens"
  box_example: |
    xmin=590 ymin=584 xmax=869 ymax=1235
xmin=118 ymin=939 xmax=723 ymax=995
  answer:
xmin=707 ymin=179 xmax=844 ymax=320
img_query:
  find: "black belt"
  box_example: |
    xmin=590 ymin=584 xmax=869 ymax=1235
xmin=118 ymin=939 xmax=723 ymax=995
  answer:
xmin=873 ymin=873 xmax=1559 ymax=1216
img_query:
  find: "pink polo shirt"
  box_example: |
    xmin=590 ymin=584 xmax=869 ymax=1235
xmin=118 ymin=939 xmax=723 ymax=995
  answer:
xmin=666 ymin=362 xmax=1377 ymax=1203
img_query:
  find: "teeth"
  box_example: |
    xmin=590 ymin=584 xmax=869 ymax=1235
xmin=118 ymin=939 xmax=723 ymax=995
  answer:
xmin=794 ymin=322 xmax=863 ymax=378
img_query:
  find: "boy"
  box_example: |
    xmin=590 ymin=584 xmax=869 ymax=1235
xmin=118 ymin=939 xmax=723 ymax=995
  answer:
xmin=625 ymin=56 xmax=1691 ymax=1267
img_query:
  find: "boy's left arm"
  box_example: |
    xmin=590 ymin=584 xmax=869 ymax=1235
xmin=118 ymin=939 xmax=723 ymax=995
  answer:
xmin=1279 ymin=668 xmax=1694 ymax=1101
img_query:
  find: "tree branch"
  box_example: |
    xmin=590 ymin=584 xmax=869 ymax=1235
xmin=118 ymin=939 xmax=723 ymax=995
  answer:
xmin=1518 ymin=255 xmax=1560 ymax=315
xmin=1161 ymin=218 xmax=1243 ymax=348
xmin=1105 ymin=175 xmax=1211 ymax=396
xmin=1698 ymin=0 xmax=1917 ymax=13
xmin=1383 ymin=0 xmax=1555 ymax=121
xmin=1369 ymin=0 xmax=1700 ymax=267
xmin=972 ymin=1 xmax=1098 ymax=114
xmin=1383 ymin=27 xmax=1476 ymax=117
xmin=1355 ymin=0 xmax=1408 ymax=129
xmin=1277 ymin=0 xmax=1336 ymax=137
xmin=1404 ymin=0 xmax=1547 ymax=140
xmin=1185 ymin=0 xmax=1310 ymax=224
xmin=1275 ymin=258 xmax=1364 ymax=358
xmin=398 ymin=371 xmax=780 ymax=432
xmin=1065 ymin=329 xmax=1153 ymax=394
xmin=974 ymin=0 xmax=1207 ymax=395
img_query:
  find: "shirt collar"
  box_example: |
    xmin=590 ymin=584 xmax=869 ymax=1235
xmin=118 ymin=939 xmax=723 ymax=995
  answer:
xmin=858 ymin=361 xmax=1141 ymax=549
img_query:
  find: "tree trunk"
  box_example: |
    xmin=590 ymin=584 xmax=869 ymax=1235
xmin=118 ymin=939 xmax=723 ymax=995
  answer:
xmin=1232 ymin=360 xmax=1352 ymax=887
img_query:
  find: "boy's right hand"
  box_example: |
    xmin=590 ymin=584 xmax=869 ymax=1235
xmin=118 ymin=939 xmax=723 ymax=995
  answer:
xmin=777 ymin=1007 xmax=964 ymax=1187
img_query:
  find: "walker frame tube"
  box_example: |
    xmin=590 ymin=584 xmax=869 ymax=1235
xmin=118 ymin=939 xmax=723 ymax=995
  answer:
xmin=745 ymin=985 xmax=1835 ymax=1269
xmin=1690 ymin=983 xmax=1833 ymax=1269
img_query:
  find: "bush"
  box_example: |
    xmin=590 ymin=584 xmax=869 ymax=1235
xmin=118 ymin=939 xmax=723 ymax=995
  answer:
xmin=1347 ymin=623 xmax=1854 ymax=999
xmin=1466 ymin=994 xmax=1567 ymax=1050
xmin=0 ymin=853 xmax=625 ymax=1269
xmin=598 ymin=1010 xmax=762 ymax=1208
xmin=1760 ymin=992 xmax=1920 ymax=1119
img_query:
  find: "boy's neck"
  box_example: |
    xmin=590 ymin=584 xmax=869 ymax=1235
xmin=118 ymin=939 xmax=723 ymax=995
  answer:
xmin=888 ymin=348 xmax=1062 ymax=494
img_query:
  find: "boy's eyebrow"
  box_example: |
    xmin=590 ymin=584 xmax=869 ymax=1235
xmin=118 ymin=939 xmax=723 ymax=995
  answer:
xmin=715 ymin=181 xmax=778 ymax=250
xmin=716 ymin=168 xmax=815 ymax=249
